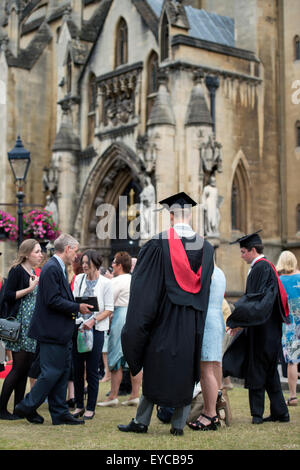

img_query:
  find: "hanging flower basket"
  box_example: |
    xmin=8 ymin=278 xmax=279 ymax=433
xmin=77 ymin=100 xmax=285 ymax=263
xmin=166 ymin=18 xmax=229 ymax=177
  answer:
xmin=0 ymin=210 xmax=18 ymax=241
xmin=23 ymin=209 xmax=60 ymax=241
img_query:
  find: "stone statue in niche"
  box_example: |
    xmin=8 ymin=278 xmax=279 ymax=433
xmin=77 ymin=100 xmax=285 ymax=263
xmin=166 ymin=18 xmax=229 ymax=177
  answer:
xmin=199 ymin=133 xmax=223 ymax=238
xmin=42 ymin=163 xmax=59 ymax=194
xmin=139 ymin=176 xmax=156 ymax=240
xmin=43 ymin=161 xmax=59 ymax=225
xmin=44 ymin=194 xmax=59 ymax=225
xmin=202 ymin=175 xmax=223 ymax=237
xmin=136 ymin=134 xmax=157 ymax=175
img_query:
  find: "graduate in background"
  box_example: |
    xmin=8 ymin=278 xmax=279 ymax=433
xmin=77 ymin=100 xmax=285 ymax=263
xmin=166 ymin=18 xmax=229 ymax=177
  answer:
xmin=223 ymin=231 xmax=290 ymax=424
xmin=118 ymin=192 xmax=215 ymax=436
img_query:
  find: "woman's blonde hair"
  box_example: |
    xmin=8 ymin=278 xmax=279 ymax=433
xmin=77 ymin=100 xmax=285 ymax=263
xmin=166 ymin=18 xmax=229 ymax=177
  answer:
xmin=11 ymin=239 xmax=40 ymax=269
xmin=276 ymin=250 xmax=298 ymax=275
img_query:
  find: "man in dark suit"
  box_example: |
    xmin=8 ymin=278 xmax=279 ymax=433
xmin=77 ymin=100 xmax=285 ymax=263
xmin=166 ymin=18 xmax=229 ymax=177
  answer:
xmin=15 ymin=234 xmax=92 ymax=425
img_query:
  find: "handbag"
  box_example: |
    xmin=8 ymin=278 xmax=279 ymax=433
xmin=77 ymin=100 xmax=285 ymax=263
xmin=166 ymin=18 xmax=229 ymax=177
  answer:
xmin=77 ymin=328 xmax=94 ymax=353
xmin=0 ymin=317 xmax=21 ymax=342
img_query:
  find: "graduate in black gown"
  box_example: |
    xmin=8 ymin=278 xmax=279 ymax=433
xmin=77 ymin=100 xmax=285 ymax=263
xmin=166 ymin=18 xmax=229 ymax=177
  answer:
xmin=118 ymin=192 xmax=214 ymax=435
xmin=223 ymin=231 xmax=290 ymax=424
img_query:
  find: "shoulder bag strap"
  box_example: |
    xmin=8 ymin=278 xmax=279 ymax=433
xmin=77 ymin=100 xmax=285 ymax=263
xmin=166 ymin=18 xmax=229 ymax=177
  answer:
xmin=79 ymin=274 xmax=86 ymax=296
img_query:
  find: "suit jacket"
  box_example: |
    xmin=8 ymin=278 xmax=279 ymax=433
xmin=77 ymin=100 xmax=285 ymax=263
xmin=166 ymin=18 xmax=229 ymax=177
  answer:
xmin=28 ymin=256 xmax=79 ymax=345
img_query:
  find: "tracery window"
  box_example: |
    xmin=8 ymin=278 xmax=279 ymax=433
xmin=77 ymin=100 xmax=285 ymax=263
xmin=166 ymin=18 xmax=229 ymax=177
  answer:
xmin=161 ymin=13 xmax=169 ymax=61
xmin=146 ymin=51 xmax=159 ymax=121
xmin=295 ymin=36 xmax=300 ymax=61
xmin=87 ymin=73 xmax=96 ymax=146
xmin=231 ymin=163 xmax=248 ymax=234
xmin=297 ymin=204 xmax=300 ymax=233
xmin=66 ymin=53 xmax=72 ymax=94
xmin=115 ymin=18 xmax=128 ymax=68
xmin=296 ymin=121 xmax=300 ymax=147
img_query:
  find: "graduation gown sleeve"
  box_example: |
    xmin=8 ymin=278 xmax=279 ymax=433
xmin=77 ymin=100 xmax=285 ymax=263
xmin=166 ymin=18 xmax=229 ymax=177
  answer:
xmin=121 ymin=239 xmax=165 ymax=376
xmin=226 ymin=261 xmax=277 ymax=328
xmin=223 ymin=259 xmax=285 ymax=387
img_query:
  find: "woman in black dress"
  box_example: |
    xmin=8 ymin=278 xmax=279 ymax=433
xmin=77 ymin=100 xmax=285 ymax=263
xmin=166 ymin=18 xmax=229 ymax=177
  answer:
xmin=0 ymin=239 xmax=43 ymax=420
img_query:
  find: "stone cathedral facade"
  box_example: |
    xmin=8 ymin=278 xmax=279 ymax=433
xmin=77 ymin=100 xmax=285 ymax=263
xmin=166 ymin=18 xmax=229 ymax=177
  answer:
xmin=0 ymin=0 xmax=299 ymax=298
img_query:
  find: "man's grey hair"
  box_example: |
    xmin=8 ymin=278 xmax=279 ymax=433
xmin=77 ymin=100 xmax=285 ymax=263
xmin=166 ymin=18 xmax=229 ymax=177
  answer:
xmin=54 ymin=233 xmax=79 ymax=253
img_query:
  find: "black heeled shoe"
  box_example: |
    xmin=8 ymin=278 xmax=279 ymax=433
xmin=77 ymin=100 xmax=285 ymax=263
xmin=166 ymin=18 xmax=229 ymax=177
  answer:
xmin=72 ymin=408 xmax=85 ymax=418
xmin=83 ymin=411 xmax=95 ymax=420
xmin=188 ymin=413 xmax=220 ymax=431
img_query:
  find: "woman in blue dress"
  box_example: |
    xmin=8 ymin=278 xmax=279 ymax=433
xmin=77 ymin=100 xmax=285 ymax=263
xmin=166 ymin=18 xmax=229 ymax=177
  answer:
xmin=188 ymin=265 xmax=226 ymax=430
xmin=0 ymin=239 xmax=43 ymax=420
xmin=276 ymin=250 xmax=300 ymax=407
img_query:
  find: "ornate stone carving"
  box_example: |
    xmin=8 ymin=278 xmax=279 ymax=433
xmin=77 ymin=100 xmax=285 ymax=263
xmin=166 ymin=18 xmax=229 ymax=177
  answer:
xmin=99 ymin=67 xmax=141 ymax=128
xmin=166 ymin=0 xmax=189 ymax=28
xmin=199 ymin=133 xmax=222 ymax=184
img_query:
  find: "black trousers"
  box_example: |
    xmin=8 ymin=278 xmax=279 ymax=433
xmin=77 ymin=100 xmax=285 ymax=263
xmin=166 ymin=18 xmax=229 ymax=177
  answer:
xmin=21 ymin=341 xmax=72 ymax=424
xmin=72 ymin=329 xmax=104 ymax=411
xmin=248 ymin=369 xmax=288 ymax=418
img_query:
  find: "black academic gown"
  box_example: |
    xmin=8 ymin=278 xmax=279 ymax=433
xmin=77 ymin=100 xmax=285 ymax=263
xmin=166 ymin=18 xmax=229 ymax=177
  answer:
xmin=121 ymin=231 xmax=214 ymax=408
xmin=223 ymin=258 xmax=288 ymax=390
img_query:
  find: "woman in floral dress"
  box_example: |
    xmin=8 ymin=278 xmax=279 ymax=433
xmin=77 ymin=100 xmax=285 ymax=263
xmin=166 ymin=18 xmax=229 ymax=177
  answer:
xmin=276 ymin=251 xmax=300 ymax=407
xmin=0 ymin=239 xmax=43 ymax=420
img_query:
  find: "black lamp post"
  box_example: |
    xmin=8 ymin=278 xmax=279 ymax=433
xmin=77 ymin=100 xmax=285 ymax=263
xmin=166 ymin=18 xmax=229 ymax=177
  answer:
xmin=8 ymin=136 xmax=31 ymax=247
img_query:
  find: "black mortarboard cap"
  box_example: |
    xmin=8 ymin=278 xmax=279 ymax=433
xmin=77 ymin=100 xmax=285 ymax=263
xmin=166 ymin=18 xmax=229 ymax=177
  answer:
xmin=230 ymin=230 xmax=263 ymax=248
xmin=157 ymin=192 xmax=197 ymax=212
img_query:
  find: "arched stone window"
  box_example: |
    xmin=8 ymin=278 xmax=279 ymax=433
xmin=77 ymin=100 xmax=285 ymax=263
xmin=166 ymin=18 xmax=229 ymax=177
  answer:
xmin=161 ymin=13 xmax=169 ymax=61
xmin=297 ymin=204 xmax=300 ymax=233
xmin=66 ymin=53 xmax=72 ymax=94
xmin=87 ymin=73 xmax=96 ymax=146
xmin=295 ymin=35 xmax=300 ymax=61
xmin=231 ymin=161 xmax=249 ymax=233
xmin=115 ymin=18 xmax=128 ymax=68
xmin=146 ymin=51 xmax=159 ymax=121
xmin=296 ymin=121 xmax=300 ymax=147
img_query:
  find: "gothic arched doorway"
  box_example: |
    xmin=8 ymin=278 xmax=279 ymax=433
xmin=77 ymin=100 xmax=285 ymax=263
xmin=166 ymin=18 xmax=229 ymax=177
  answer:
xmin=109 ymin=179 xmax=142 ymax=263
xmin=74 ymin=142 xmax=146 ymax=267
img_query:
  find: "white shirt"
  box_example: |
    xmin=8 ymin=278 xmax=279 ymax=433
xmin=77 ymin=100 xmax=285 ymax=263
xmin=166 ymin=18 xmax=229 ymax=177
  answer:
xmin=73 ymin=274 xmax=114 ymax=331
xmin=248 ymin=254 xmax=265 ymax=276
xmin=173 ymin=223 xmax=196 ymax=238
xmin=111 ymin=274 xmax=131 ymax=307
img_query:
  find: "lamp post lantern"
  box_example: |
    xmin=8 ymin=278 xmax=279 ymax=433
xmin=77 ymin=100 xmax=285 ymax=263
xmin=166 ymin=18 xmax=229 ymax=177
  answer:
xmin=8 ymin=136 xmax=31 ymax=247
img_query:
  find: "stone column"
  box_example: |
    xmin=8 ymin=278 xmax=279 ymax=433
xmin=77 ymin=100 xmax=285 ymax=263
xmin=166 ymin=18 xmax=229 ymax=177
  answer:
xmin=205 ymin=75 xmax=220 ymax=135
xmin=52 ymin=104 xmax=81 ymax=234
xmin=147 ymin=70 xmax=176 ymax=232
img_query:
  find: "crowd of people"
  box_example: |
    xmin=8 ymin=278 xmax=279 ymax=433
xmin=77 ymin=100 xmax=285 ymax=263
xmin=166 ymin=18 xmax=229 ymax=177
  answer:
xmin=0 ymin=191 xmax=299 ymax=436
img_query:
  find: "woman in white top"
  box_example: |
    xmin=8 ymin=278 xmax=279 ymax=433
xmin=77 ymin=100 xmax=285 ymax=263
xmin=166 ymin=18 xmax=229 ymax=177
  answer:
xmin=97 ymin=252 xmax=142 ymax=407
xmin=72 ymin=250 xmax=113 ymax=419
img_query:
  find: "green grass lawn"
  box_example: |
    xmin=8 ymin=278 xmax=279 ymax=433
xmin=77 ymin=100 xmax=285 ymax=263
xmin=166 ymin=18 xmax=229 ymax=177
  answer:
xmin=0 ymin=380 xmax=299 ymax=451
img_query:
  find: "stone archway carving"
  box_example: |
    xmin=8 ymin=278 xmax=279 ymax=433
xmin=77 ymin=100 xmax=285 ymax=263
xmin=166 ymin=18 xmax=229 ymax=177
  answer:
xmin=74 ymin=142 xmax=145 ymax=249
